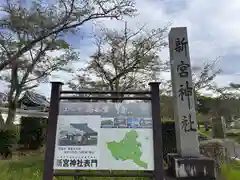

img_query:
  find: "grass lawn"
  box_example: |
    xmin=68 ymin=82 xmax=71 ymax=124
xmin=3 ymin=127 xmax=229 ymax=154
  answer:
xmin=221 ymin=161 xmax=240 ymax=180
xmin=198 ymin=126 xmax=240 ymax=144
xmin=199 ymin=127 xmax=212 ymax=137
xmin=0 ymin=153 xmax=152 ymax=180
xmin=0 ymin=154 xmax=44 ymax=180
xmin=1 ymin=150 xmax=240 ymax=180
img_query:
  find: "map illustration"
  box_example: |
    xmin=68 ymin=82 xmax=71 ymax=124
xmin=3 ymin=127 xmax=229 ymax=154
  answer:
xmin=106 ymin=130 xmax=148 ymax=168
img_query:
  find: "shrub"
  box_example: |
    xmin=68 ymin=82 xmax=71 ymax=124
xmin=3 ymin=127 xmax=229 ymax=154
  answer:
xmin=19 ymin=117 xmax=47 ymax=150
xmin=198 ymin=132 xmax=210 ymax=141
xmin=226 ymin=130 xmax=240 ymax=137
xmin=0 ymin=127 xmax=18 ymax=159
xmin=162 ymin=120 xmax=177 ymax=162
xmin=200 ymin=139 xmax=227 ymax=171
xmin=211 ymin=117 xmax=226 ymax=139
xmin=161 ymin=120 xmax=214 ymax=160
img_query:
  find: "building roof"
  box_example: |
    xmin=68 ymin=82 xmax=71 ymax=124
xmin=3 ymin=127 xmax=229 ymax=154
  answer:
xmin=59 ymin=127 xmax=83 ymax=135
xmin=19 ymin=91 xmax=49 ymax=107
xmin=70 ymin=123 xmax=97 ymax=135
xmin=0 ymin=92 xmax=7 ymax=104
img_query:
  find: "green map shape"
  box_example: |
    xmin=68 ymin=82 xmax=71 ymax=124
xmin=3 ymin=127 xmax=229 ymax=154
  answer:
xmin=106 ymin=130 xmax=148 ymax=169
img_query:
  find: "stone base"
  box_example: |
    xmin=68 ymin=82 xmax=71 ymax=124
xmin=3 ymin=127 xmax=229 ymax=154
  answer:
xmin=166 ymin=153 xmax=216 ymax=179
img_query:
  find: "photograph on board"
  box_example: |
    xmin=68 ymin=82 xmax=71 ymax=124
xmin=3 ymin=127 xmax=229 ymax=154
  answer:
xmin=100 ymin=118 xmax=114 ymax=128
xmin=57 ymin=119 xmax=99 ymax=146
xmin=113 ymin=116 xmax=127 ymax=128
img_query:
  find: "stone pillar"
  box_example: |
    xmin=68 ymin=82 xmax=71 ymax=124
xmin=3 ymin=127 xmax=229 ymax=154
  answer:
xmin=167 ymin=27 xmax=216 ymax=179
xmin=212 ymin=116 xmax=226 ymax=139
xmin=169 ymin=27 xmax=199 ymax=157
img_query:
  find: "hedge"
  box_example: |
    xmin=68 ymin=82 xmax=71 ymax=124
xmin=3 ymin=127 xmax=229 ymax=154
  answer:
xmin=0 ymin=129 xmax=17 ymax=159
xmin=161 ymin=120 xmax=177 ymax=161
xmin=19 ymin=117 xmax=47 ymax=150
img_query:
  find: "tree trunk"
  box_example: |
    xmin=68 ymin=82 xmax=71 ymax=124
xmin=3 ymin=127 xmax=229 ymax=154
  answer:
xmin=5 ymin=86 xmax=21 ymax=128
xmin=6 ymin=89 xmax=20 ymax=129
xmin=0 ymin=103 xmax=16 ymax=160
xmin=111 ymin=84 xmax=124 ymax=103
xmin=193 ymin=88 xmax=200 ymax=129
xmin=5 ymin=100 xmax=17 ymax=128
xmin=0 ymin=112 xmax=5 ymax=131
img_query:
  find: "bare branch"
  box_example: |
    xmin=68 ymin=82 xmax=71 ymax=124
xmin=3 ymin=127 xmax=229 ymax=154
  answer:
xmin=193 ymin=57 xmax=221 ymax=92
xmin=70 ymin=22 xmax=168 ymax=91
xmin=0 ymin=0 xmax=136 ymax=70
xmin=22 ymin=84 xmax=39 ymax=91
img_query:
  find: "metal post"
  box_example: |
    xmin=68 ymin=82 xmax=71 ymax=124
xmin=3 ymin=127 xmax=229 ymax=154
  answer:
xmin=43 ymin=82 xmax=63 ymax=180
xmin=149 ymin=82 xmax=164 ymax=180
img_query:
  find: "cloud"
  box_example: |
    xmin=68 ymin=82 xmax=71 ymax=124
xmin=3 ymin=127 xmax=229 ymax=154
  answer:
xmin=3 ymin=0 xmax=240 ymax=97
xmin=86 ymin=0 xmax=240 ymax=88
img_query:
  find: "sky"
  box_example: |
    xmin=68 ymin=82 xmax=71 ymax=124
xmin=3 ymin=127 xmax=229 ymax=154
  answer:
xmin=1 ymin=0 xmax=240 ymax=97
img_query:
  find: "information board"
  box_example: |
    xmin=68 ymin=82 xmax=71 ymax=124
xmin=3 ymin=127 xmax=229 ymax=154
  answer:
xmin=53 ymin=102 xmax=154 ymax=170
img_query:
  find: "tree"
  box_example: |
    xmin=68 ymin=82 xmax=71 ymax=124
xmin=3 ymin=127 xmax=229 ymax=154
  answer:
xmin=160 ymin=95 xmax=174 ymax=120
xmin=0 ymin=0 xmax=136 ymax=129
xmin=218 ymin=82 xmax=240 ymax=119
xmin=193 ymin=59 xmax=221 ymax=114
xmin=158 ymin=58 xmax=221 ymax=96
xmin=0 ymin=42 xmax=78 ymax=128
xmin=196 ymin=95 xmax=213 ymax=115
xmin=192 ymin=58 xmax=221 ymax=92
xmin=159 ymin=59 xmax=221 ymax=120
xmin=229 ymin=83 xmax=240 ymax=98
xmin=196 ymin=84 xmax=240 ymax=126
xmin=195 ymin=78 xmax=240 ymax=122
xmin=69 ymin=22 xmax=169 ymax=92
xmin=0 ymin=0 xmax=136 ymax=71
xmin=0 ymin=36 xmax=78 ymax=159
